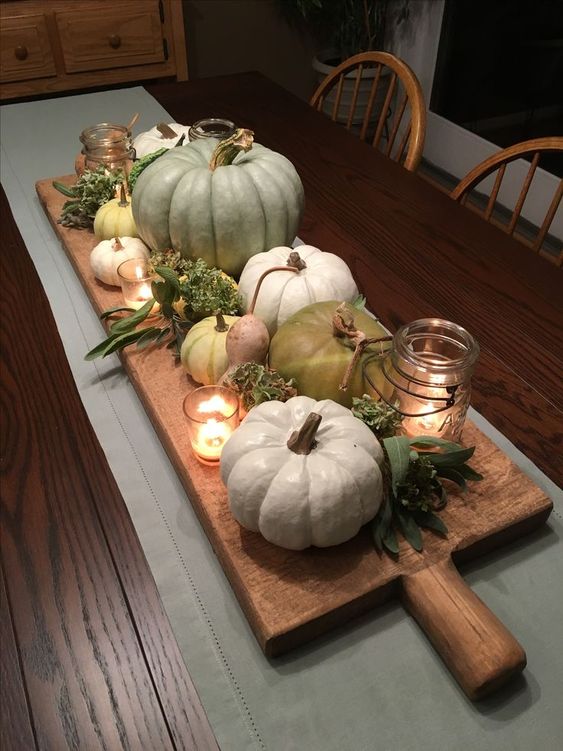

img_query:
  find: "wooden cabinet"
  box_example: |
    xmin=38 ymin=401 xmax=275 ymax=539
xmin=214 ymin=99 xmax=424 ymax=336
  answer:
xmin=0 ymin=0 xmax=188 ymax=100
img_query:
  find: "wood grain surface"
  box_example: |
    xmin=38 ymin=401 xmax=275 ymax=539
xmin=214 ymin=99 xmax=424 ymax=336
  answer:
xmin=36 ymin=177 xmax=552 ymax=699
xmin=0 ymin=185 xmax=218 ymax=750
xmin=147 ymin=73 xmax=563 ymax=488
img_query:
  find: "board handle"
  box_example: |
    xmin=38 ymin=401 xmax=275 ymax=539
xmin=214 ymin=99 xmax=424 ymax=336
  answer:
xmin=401 ymin=558 xmax=526 ymax=700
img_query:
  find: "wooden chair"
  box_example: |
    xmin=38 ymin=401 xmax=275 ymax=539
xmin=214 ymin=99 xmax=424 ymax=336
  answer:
xmin=309 ymin=51 xmax=426 ymax=172
xmin=451 ymin=137 xmax=563 ymax=265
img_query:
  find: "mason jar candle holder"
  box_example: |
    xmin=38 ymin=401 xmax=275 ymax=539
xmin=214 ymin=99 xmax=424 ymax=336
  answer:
xmin=183 ymin=386 xmax=240 ymax=464
xmin=77 ymin=122 xmax=135 ymax=177
xmin=363 ymin=318 xmax=479 ymax=442
xmin=116 ymin=258 xmax=158 ymax=312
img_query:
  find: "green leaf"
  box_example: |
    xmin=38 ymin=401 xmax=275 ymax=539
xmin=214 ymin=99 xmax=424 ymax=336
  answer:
xmin=99 ymin=329 xmax=149 ymax=357
xmin=412 ymin=509 xmax=448 ymax=535
xmin=136 ymin=327 xmax=161 ymax=350
xmin=52 ymin=180 xmax=76 ymax=197
xmin=396 ymin=507 xmax=423 ymax=552
xmin=109 ymin=299 xmax=154 ymax=335
xmin=409 ymin=436 xmax=462 ymax=452
xmin=418 ymin=445 xmax=475 ymax=468
xmin=155 ymin=265 xmax=181 ymax=292
xmin=372 ymin=497 xmax=392 ymax=551
xmin=100 ymin=305 xmax=136 ymax=320
xmin=155 ymin=326 xmax=172 ymax=343
xmin=382 ymin=525 xmax=399 ymax=555
xmin=85 ymin=335 xmax=120 ymax=361
xmin=436 ymin=467 xmax=467 ymax=490
xmin=383 ymin=436 xmax=411 ymax=495
xmin=455 ymin=464 xmax=484 ymax=481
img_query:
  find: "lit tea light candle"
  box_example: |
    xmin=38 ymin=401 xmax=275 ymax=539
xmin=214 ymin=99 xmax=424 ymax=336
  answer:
xmin=116 ymin=258 xmax=159 ymax=312
xmin=183 ymin=387 xmax=240 ymax=463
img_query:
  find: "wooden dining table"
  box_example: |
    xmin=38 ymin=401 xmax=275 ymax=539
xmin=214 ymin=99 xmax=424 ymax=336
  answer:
xmin=1 ymin=72 xmax=561 ymax=750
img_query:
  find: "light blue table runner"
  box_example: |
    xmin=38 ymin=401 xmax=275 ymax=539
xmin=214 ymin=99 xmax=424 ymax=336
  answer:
xmin=2 ymin=88 xmax=562 ymax=751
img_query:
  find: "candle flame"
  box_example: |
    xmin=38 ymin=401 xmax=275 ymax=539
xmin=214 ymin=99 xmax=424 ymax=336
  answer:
xmin=135 ymin=265 xmax=144 ymax=280
xmin=197 ymin=395 xmax=229 ymax=415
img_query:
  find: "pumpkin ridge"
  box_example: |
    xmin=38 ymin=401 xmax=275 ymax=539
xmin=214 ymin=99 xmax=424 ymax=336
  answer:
xmin=243 ymin=161 xmax=287 ymax=249
xmin=238 ymin=167 xmax=267 ymax=256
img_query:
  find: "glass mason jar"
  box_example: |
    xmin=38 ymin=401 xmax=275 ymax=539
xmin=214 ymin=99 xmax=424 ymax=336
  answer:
xmin=76 ymin=123 xmax=135 ymax=176
xmin=188 ymin=118 xmax=236 ymax=141
xmin=383 ymin=318 xmax=479 ymax=441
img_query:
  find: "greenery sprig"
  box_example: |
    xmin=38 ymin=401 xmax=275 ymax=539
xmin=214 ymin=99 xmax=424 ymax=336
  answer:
xmin=53 ymin=166 xmax=123 ymax=229
xmin=352 ymin=394 xmax=483 ymax=556
xmin=85 ymin=259 xmax=240 ymax=361
xmin=352 ymin=394 xmax=403 ymax=439
xmin=373 ymin=435 xmax=483 ymax=555
xmin=223 ymin=363 xmax=297 ymax=412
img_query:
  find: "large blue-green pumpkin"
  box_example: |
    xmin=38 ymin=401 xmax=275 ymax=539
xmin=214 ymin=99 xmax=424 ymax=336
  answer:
xmin=131 ymin=129 xmax=304 ymax=278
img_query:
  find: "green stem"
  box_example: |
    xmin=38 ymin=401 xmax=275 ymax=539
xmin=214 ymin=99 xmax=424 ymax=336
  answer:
xmin=209 ymin=128 xmax=254 ymax=170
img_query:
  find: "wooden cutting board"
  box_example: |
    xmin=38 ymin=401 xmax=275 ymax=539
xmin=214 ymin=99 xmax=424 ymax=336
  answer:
xmin=36 ymin=176 xmax=553 ymax=700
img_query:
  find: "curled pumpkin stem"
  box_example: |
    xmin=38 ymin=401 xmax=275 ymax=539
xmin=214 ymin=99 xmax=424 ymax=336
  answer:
xmin=248 ymin=264 xmax=300 ymax=315
xmin=332 ymin=304 xmax=393 ymax=392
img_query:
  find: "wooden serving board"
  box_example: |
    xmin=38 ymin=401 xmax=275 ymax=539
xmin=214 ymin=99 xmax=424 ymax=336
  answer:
xmin=37 ymin=177 xmax=553 ymax=700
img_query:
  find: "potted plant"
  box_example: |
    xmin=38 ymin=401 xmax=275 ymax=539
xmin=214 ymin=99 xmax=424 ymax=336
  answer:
xmin=280 ymin=0 xmax=410 ymax=70
xmin=280 ymin=0 xmax=410 ymax=126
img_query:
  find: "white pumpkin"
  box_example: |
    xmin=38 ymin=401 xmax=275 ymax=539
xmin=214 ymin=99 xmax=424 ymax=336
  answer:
xmin=237 ymin=245 xmax=359 ymax=335
xmin=220 ymin=396 xmax=384 ymax=550
xmin=133 ymin=123 xmax=191 ymax=159
xmin=90 ymin=236 xmax=149 ymax=287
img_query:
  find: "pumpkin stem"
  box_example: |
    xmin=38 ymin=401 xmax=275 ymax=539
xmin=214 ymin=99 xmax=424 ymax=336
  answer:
xmin=112 ymin=237 xmax=124 ymax=251
xmin=117 ymin=183 xmax=129 ymax=207
xmin=248 ymin=265 xmax=300 ymax=315
xmin=339 ymin=335 xmax=393 ymax=392
xmin=214 ymin=312 xmax=229 ymax=332
xmin=287 ymin=413 xmax=322 ymax=455
xmin=157 ymin=122 xmax=178 ymax=138
xmin=287 ymin=251 xmax=307 ymax=271
xmin=209 ymin=128 xmax=254 ymax=170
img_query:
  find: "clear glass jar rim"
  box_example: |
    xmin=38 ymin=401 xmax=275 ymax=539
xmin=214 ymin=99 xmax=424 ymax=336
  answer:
xmin=188 ymin=118 xmax=236 ymax=139
xmin=183 ymin=387 xmax=239 ymax=422
xmin=116 ymin=257 xmax=152 ymax=281
xmin=80 ymin=123 xmax=130 ymax=146
xmin=393 ymin=318 xmax=480 ymax=372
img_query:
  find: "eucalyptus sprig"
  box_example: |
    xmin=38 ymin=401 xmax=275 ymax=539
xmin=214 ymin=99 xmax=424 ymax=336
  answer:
xmin=372 ymin=435 xmax=483 ymax=555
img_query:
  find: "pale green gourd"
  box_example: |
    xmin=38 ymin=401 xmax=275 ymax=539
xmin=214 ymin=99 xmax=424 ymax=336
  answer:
xmin=94 ymin=185 xmax=138 ymax=240
xmin=131 ymin=129 xmax=304 ymax=278
xmin=180 ymin=313 xmax=240 ymax=385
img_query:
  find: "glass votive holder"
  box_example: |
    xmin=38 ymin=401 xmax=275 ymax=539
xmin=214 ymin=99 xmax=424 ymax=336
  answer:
xmin=188 ymin=118 xmax=236 ymax=141
xmin=116 ymin=258 xmax=158 ymax=312
xmin=183 ymin=386 xmax=240 ymax=464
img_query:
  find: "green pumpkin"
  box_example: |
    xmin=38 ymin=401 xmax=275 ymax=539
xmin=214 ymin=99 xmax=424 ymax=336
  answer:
xmin=131 ymin=129 xmax=304 ymax=278
xmin=180 ymin=313 xmax=240 ymax=385
xmin=268 ymin=301 xmax=392 ymax=408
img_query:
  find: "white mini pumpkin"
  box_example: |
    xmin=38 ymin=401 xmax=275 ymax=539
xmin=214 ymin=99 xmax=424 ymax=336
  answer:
xmin=133 ymin=123 xmax=191 ymax=159
xmin=220 ymin=396 xmax=384 ymax=550
xmin=237 ymin=245 xmax=359 ymax=335
xmin=90 ymin=236 xmax=149 ymax=286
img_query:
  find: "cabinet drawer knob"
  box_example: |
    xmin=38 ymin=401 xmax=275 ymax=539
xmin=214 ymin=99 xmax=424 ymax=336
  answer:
xmin=15 ymin=45 xmax=28 ymax=61
xmin=108 ymin=34 xmax=122 ymax=49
